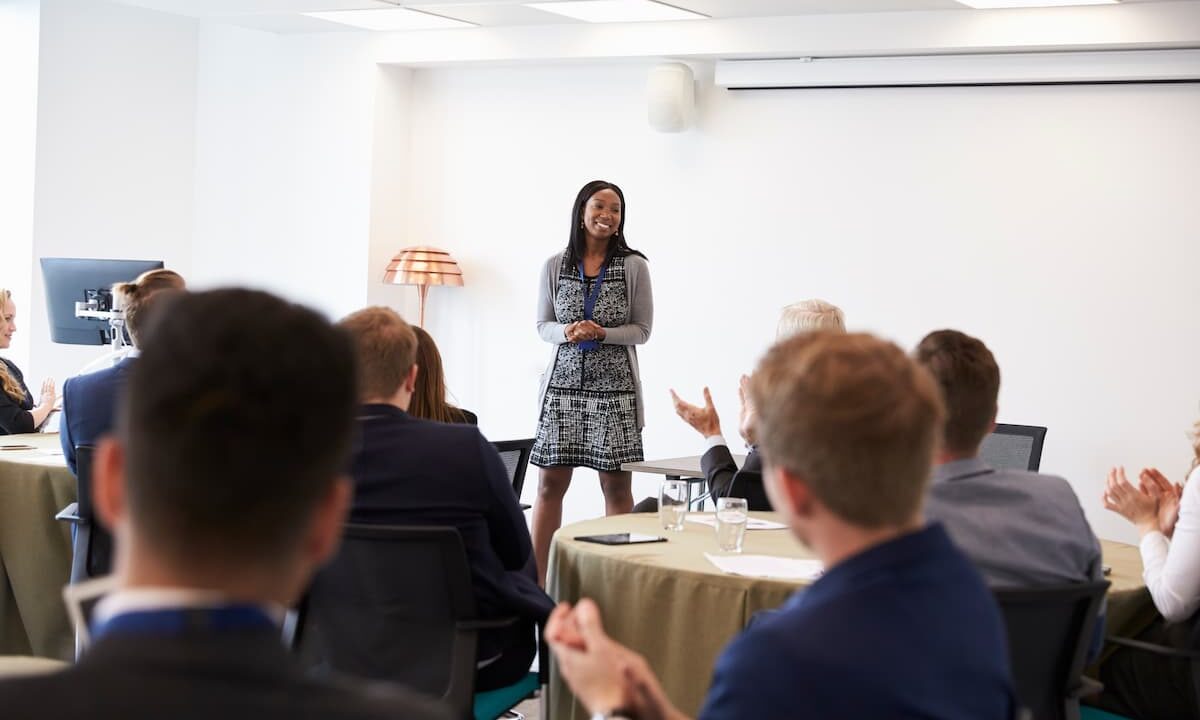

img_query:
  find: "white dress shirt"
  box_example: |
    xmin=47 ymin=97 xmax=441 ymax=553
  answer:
xmin=1140 ymin=466 xmax=1200 ymax=623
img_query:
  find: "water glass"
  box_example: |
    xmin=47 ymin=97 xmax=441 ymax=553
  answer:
xmin=715 ymin=497 xmax=749 ymax=553
xmin=659 ymin=479 xmax=689 ymax=531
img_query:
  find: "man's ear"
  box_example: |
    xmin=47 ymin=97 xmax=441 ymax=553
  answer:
xmin=404 ymin=364 xmax=419 ymax=395
xmin=775 ymin=465 xmax=816 ymax=519
xmin=307 ymin=477 xmax=352 ymax=567
xmin=93 ymin=436 xmax=127 ymax=533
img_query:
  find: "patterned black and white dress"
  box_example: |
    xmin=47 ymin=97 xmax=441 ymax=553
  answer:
xmin=531 ymin=254 xmax=644 ymax=471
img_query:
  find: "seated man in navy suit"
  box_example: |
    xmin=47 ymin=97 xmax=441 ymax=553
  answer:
xmin=60 ymin=268 xmax=185 ymax=475
xmin=0 ymin=289 xmax=449 ymax=720
xmin=338 ymin=307 xmax=553 ymax=691
xmin=547 ymin=332 xmax=1015 ymax=720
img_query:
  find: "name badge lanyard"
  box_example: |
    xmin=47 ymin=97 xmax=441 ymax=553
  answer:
xmin=577 ymin=261 xmax=608 ymax=353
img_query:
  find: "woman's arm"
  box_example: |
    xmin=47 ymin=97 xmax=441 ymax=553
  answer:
xmin=1141 ymin=467 xmax=1200 ymax=622
xmin=0 ymin=391 xmax=36 ymax=434
xmin=599 ymin=255 xmax=653 ymax=346
xmin=537 ymin=254 xmax=571 ymax=345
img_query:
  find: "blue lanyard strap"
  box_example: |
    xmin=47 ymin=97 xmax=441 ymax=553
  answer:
xmin=576 ymin=261 xmax=608 ymax=352
xmin=92 ymin=604 xmax=277 ymax=640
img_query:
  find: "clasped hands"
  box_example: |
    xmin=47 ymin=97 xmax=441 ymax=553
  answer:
xmin=1102 ymin=466 xmax=1184 ymax=538
xmin=670 ymin=374 xmax=757 ymax=446
xmin=565 ymin=320 xmax=606 ymax=344
xmin=546 ymin=599 xmax=686 ymax=720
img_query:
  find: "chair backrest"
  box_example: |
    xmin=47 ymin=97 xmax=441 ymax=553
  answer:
xmin=304 ymin=524 xmax=478 ymax=717
xmin=994 ymin=581 xmax=1109 ymax=720
xmin=491 ymin=438 xmax=534 ymax=498
xmin=74 ymin=445 xmax=112 ymax=580
xmin=980 ymin=424 xmax=1048 ymax=472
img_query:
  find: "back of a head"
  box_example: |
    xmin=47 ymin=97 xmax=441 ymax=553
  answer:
xmin=777 ymin=299 xmax=846 ymax=340
xmin=913 ymin=330 xmax=1000 ymax=456
xmin=338 ymin=306 xmax=418 ymax=403
xmin=113 ymin=269 xmax=187 ymax=347
xmin=750 ymin=332 xmax=944 ymax=529
xmin=408 ymin=325 xmax=462 ymax=423
xmin=121 ymin=288 xmax=357 ymax=567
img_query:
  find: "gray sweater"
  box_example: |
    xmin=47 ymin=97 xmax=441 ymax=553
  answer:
xmin=536 ymin=250 xmax=653 ymax=428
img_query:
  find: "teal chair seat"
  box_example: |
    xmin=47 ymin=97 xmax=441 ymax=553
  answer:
xmin=1080 ymin=707 xmax=1132 ymax=720
xmin=473 ymin=672 xmax=539 ymax=720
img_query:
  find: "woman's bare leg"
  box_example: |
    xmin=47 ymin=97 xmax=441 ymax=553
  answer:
xmin=532 ymin=465 xmax=573 ymax=587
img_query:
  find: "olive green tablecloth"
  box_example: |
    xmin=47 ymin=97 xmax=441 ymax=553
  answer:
xmin=0 ymin=433 xmax=76 ymax=661
xmin=546 ymin=512 xmax=1148 ymax=720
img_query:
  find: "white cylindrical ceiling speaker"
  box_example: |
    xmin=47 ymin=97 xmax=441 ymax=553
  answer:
xmin=646 ymin=62 xmax=695 ymax=133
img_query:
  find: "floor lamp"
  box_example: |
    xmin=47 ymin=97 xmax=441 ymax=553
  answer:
xmin=382 ymin=246 xmax=464 ymax=327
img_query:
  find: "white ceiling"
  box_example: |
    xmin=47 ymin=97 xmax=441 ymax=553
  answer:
xmin=108 ymin=0 xmax=1173 ymax=34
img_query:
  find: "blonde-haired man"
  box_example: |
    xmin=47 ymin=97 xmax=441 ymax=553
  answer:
xmin=338 ymin=307 xmax=552 ymax=691
xmin=668 ymin=299 xmax=845 ymax=510
xmin=547 ymin=332 xmax=1014 ymax=720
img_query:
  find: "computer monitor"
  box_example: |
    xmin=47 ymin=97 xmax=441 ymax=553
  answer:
xmin=40 ymin=258 xmax=164 ymax=345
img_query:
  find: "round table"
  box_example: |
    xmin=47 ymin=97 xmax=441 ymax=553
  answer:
xmin=546 ymin=512 xmax=814 ymax=720
xmin=546 ymin=512 xmax=1149 ymax=720
xmin=0 ymin=433 xmax=76 ymax=661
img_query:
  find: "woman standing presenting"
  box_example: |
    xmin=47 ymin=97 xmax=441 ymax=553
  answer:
xmin=531 ymin=180 xmax=653 ymax=584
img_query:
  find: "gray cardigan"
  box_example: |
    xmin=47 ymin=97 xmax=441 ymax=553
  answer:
xmin=536 ymin=250 xmax=653 ymax=428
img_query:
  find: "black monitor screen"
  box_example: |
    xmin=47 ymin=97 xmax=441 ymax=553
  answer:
xmin=41 ymin=258 xmax=164 ymax=345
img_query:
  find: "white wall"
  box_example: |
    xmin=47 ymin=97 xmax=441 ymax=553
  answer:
xmin=0 ymin=0 xmax=41 ymax=373
xmin=29 ymin=0 xmax=197 ymax=386
xmin=192 ymin=25 xmax=378 ymax=320
xmin=397 ymin=62 xmax=1200 ymax=541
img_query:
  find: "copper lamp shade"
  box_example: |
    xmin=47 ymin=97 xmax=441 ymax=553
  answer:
xmin=383 ymin=246 xmax=464 ymax=327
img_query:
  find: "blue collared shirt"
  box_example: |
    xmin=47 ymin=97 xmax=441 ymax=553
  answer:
xmin=699 ymin=524 xmax=1014 ymax=720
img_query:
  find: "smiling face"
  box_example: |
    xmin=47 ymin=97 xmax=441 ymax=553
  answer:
xmin=1 ymin=297 xmax=15 ymax=350
xmin=582 ymin=188 xmax=622 ymax=242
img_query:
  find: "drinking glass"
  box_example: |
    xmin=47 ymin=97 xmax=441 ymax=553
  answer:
xmin=659 ymin=479 xmax=689 ymax=531
xmin=715 ymin=497 xmax=749 ymax=553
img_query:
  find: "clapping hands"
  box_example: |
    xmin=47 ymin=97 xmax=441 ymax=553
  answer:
xmin=1103 ymin=465 xmax=1184 ymax=537
xmin=545 ymin=599 xmax=681 ymax=720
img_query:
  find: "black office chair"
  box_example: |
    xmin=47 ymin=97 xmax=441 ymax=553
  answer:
xmin=54 ymin=445 xmax=113 ymax=583
xmin=300 ymin=524 xmax=540 ymax=720
xmin=981 ymin=424 xmax=1048 ymax=472
xmin=994 ymin=581 xmax=1110 ymax=720
xmin=492 ymin=438 xmax=534 ymax=510
xmin=1101 ymin=615 xmax=1200 ymax=716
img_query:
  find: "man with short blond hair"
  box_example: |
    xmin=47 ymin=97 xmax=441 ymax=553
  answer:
xmin=337 ymin=307 xmax=552 ymax=691
xmin=547 ymin=332 xmax=1014 ymax=720
xmin=667 ymin=299 xmax=846 ymax=511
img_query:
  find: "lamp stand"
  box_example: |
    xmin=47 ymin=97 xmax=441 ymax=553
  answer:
xmin=417 ymin=284 xmax=429 ymax=328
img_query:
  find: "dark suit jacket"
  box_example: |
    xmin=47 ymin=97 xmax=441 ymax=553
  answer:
xmin=699 ymin=525 xmax=1014 ymax=719
xmin=0 ymin=357 xmax=35 ymax=435
xmin=60 ymin=357 xmax=136 ymax=474
xmin=350 ymin=404 xmax=553 ymax=660
xmin=701 ymin=444 xmax=772 ymax=511
xmin=0 ymin=625 xmax=451 ymax=720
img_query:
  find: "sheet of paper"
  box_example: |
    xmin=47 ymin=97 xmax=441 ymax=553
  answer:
xmin=704 ymin=553 xmax=823 ymax=581
xmin=686 ymin=513 xmax=788 ymax=531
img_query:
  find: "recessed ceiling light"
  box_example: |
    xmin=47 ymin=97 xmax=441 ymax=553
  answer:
xmin=955 ymin=0 xmax=1117 ymax=8
xmin=303 ymin=8 xmax=474 ymax=31
xmin=525 ymin=1 xmax=707 ymax=23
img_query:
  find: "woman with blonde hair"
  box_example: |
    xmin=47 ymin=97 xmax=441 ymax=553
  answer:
xmin=407 ymin=326 xmax=476 ymax=425
xmin=60 ymin=268 xmax=185 ymax=474
xmin=1096 ymin=415 xmax=1200 ymax=719
xmin=0 ymin=288 xmax=56 ymax=435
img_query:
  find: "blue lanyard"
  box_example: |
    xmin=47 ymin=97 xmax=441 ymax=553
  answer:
xmin=92 ymin=604 xmax=277 ymax=640
xmin=577 ymin=261 xmax=608 ymax=352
